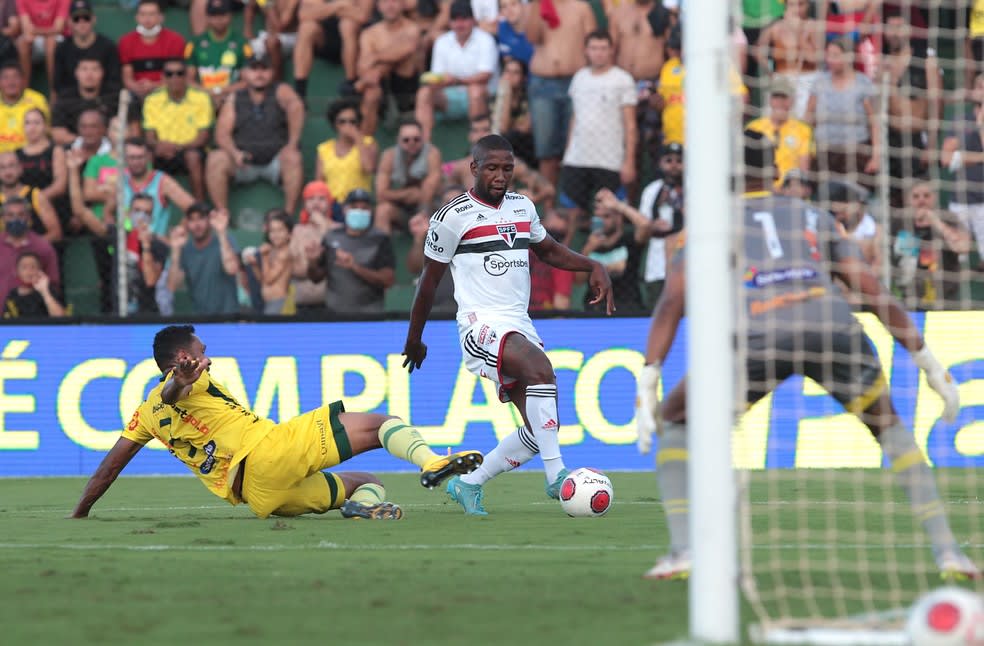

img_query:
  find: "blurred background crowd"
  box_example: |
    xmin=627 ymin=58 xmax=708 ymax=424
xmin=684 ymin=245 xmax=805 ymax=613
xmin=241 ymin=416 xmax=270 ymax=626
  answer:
xmin=0 ymin=0 xmax=980 ymax=319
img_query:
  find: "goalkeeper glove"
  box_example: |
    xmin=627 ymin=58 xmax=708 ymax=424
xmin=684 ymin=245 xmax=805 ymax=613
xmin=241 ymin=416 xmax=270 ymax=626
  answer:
xmin=913 ymin=345 xmax=960 ymax=423
xmin=636 ymin=363 xmax=663 ymax=454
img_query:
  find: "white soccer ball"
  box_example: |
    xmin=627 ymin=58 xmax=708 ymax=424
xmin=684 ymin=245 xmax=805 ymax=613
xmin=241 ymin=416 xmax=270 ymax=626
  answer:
xmin=907 ymin=587 xmax=984 ymax=646
xmin=559 ymin=468 xmax=613 ymax=517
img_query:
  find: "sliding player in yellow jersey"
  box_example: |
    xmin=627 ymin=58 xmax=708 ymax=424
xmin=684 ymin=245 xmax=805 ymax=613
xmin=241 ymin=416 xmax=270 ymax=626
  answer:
xmin=71 ymin=325 xmax=483 ymax=520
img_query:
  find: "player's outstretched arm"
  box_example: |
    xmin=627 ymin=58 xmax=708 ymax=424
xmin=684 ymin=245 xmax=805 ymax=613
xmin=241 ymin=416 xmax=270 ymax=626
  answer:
xmin=532 ymin=235 xmax=614 ymax=314
xmin=835 ymin=255 xmax=960 ymax=422
xmin=70 ymin=437 xmax=143 ymax=518
xmin=403 ymin=258 xmax=449 ymax=373
xmin=160 ymin=355 xmax=207 ymax=405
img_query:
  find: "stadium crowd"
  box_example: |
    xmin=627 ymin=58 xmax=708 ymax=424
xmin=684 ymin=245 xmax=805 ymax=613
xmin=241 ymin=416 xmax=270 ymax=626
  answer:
xmin=0 ymin=0 xmax=980 ymax=318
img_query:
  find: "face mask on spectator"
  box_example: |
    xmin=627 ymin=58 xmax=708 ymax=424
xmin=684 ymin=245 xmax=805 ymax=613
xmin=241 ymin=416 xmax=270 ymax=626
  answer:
xmin=5 ymin=219 xmax=28 ymax=237
xmin=345 ymin=209 xmax=372 ymax=231
xmin=136 ymin=24 xmax=162 ymax=38
xmin=130 ymin=210 xmax=150 ymax=228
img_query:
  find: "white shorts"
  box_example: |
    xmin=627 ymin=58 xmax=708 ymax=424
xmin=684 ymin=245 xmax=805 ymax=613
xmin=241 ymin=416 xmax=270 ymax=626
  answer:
xmin=234 ymin=157 xmax=281 ymax=185
xmin=251 ymin=31 xmax=298 ymax=58
xmin=458 ymin=314 xmax=543 ymax=403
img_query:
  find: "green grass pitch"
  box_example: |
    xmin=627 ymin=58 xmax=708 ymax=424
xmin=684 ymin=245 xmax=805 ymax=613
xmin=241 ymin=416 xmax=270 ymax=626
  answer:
xmin=1 ymin=471 xmax=979 ymax=645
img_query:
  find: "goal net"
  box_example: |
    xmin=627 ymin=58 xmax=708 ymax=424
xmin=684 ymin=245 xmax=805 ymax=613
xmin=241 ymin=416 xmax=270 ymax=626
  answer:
xmin=731 ymin=1 xmax=984 ymax=642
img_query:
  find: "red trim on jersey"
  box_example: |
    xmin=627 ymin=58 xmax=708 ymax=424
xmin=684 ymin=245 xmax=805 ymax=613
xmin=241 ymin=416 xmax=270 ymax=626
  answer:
xmin=461 ymin=221 xmax=531 ymax=241
xmin=468 ymin=189 xmax=504 ymax=210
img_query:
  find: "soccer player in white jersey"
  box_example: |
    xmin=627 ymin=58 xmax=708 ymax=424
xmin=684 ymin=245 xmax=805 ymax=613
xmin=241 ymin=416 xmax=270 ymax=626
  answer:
xmin=402 ymin=134 xmax=614 ymax=515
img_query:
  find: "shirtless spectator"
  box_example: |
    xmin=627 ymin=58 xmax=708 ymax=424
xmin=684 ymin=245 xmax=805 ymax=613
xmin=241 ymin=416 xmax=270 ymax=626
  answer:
xmin=444 ymin=113 xmax=553 ymax=205
xmin=242 ymin=208 xmax=293 ymax=314
xmin=755 ymin=0 xmax=822 ymax=118
xmin=354 ymin=0 xmax=420 ymax=136
xmin=292 ymin=0 xmax=372 ymax=100
xmin=609 ymin=0 xmax=666 ymax=84
xmin=525 ymin=0 xmax=597 ymax=186
xmin=374 ymin=118 xmax=441 ymax=233
xmin=415 ymin=0 xmax=498 ymax=141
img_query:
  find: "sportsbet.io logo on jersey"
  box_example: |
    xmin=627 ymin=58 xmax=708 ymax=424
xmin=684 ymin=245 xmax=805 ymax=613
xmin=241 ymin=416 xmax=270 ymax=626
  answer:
xmin=426 ymin=226 xmax=444 ymax=254
xmin=483 ymin=253 xmax=529 ymax=276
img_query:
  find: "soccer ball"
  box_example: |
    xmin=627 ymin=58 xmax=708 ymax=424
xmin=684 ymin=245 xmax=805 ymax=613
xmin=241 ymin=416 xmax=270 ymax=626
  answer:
xmin=558 ymin=468 xmax=613 ymax=517
xmin=906 ymin=587 xmax=984 ymax=646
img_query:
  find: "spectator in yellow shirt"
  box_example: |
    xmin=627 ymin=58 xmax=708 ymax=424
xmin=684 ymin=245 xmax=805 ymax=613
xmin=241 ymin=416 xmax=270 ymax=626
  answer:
xmin=143 ymin=58 xmax=214 ymax=201
xmin=0 ymin=62 xmax=49 ymax=153
xmin=656 ymin=27 xmax=748 ymax=147
xmin=746 ymin=77 xmax=813 ymax=190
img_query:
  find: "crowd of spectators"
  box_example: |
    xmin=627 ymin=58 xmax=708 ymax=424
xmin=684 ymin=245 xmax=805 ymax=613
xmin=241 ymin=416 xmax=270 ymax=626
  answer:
xmin=0 ymin=0 xmax=980 ymax=320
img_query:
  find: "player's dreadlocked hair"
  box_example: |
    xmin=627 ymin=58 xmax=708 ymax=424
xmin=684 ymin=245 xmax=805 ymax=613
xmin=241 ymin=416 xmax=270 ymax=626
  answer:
xmin=472 ymin=134 xmax=513 ymax=163
xmin=153 ymin=325 xmax=196 ymax=372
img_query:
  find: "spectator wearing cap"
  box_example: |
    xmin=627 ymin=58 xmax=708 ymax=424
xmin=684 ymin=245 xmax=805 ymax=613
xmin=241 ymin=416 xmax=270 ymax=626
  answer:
xmin=414 ymin=0 xmax=498 ymax=142
xmin=118 ymin=0 xmax=186 ymax=102
xmin=142 ymin=58 xmax=213 ymax=201
xmin=374 ymin=117 xmax=442 ymax=234
xmin=291 ymin=0 xmax=372 ymax=101
xmin=207 ymin=51 xmax=303 ymax=216
xmin=315 ymin=99 xmax=377 ymax=219
xmin=305 ymin=188 xmax=395 ymax=314
xmin=0 ymin=195 xmax=59 ymax=300
xmin=166 ymin=202 xmax=240 ymax=314
xmin=50 ymin=54 xmax=118 ymax=145
xmin=596 ymin=142 xmax=683 ymax=306
xmin=289 ymin=180 xmax=335 ymax=313
xmin=524 ymin=0 xmax=598 ymax=187
xmin=559 ymin=30 xmax=637 ymax=234
xmin=746 ymin=77 xmax=813 ymax=191
xmin=52 ymin=0 xmax=121 ymax=98
xmin=186 ymin=0 xmax=253 ymax=108
xmin=779 ymin=168 xmax=812 ymax=199
xmin=0 ymin=61 xmax=48 ymax=153
xmin=14 ymin=0 xmax=68 ymax=87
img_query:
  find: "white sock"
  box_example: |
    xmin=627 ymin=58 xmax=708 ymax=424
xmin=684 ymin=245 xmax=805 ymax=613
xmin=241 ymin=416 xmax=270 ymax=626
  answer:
xmin=461 ymin=426 xmax=538 ymax=486
xmin=525 ymin=383 xmax=565 ymax=481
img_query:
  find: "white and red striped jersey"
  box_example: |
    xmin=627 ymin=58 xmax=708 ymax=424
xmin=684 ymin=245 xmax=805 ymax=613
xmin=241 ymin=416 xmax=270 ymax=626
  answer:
xmin=425 ymin=189 xmax=547 ymax=320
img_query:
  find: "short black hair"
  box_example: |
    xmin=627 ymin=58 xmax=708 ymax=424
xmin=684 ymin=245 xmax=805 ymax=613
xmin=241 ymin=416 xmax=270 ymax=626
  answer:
xmin=16 ymin=250 xmax=40 ymax=266
xmin=327 ymin=98 xmax=361 ymax=126
xmin=137 ymin=0 xmax=163 ymax=10
xmin=264 ymin=207 xmax=294 ymax=234
xmin=397 ymin=117 xmax=423 ymax=132
xmin=76 ymin=52 xmax=104 ymax=66
xmin=125 ymin=136 xmax=149 ymax=150
xmin=472 ymin=134 xmax=513 ymax=163
xmin=185 ymin=202 xmax=210 ymax=218
xmin=3 ymin=196 xmax=28 ymax=214
xmin=585 ymin=29 xmax=613 ymax=46
xmin=153 ymin=325 xmax=196 ymax=372
xmin=77 ymin=107 xmax=108 ymax=128
xmin=130 ymin=192 xmax=153 ymax=208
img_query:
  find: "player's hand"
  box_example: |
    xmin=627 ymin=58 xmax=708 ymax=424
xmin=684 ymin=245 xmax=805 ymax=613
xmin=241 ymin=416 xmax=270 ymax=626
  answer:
xmin=587 ymin=261 xmax=615 ymax=315
xmin=172 ymin=352 xmax=206 ymax=387
xmin=402 ymin=339 xmax=427 ymax=373
xmin=913 ymin=345 xmax=960 ymax=423
xmin=635 ymin=363 xmax=663 ymax=454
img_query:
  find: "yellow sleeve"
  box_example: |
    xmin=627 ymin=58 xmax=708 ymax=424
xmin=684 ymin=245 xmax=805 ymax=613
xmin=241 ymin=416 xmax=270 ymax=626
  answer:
xmin=142 ymin=93 xmax=161 ymax=131
xmin=796 ymin=123 xmax=813 ymax=158
xmin=121 ymin=405 xmax=155 ymax=445
xmin=196 ymin=91 xmax=214 ymax=129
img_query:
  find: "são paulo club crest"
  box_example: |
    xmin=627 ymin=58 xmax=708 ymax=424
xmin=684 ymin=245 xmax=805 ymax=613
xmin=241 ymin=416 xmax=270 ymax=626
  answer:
xmin=497 ymin=224 xmax=518 ymax=246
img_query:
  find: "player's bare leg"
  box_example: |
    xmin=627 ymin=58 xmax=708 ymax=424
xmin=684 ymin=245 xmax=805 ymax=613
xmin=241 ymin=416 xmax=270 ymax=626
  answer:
xmin=859 ymin=392 xmax=980 ymax=580
xmin=338 ymin=411 xmax=483 ymax=489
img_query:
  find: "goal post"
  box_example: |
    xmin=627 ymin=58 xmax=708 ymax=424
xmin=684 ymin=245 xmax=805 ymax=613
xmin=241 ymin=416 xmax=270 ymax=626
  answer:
xmin=683 ymin=0 xmax=739 ymax=641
